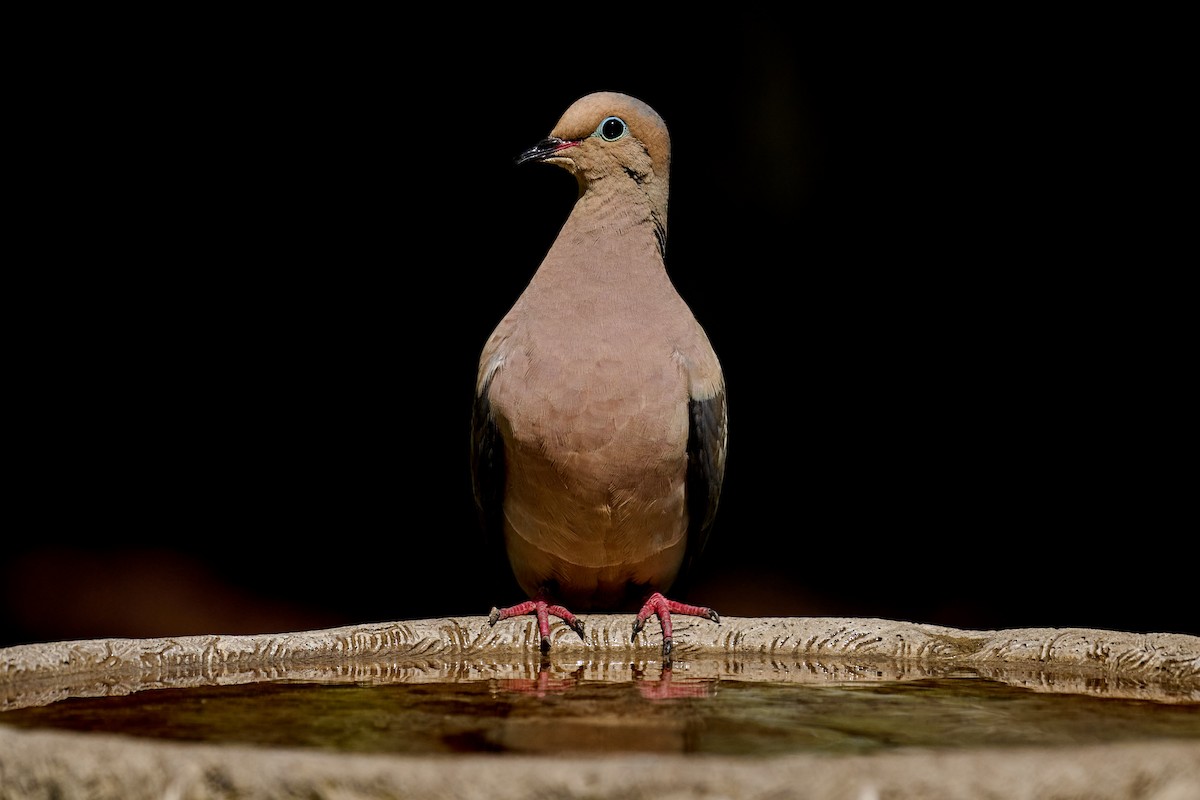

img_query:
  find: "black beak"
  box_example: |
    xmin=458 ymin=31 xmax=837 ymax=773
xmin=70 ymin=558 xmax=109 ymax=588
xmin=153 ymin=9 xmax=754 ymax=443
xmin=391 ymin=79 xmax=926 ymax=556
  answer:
xmin=515 ymin=137 xmax=575 ymax=166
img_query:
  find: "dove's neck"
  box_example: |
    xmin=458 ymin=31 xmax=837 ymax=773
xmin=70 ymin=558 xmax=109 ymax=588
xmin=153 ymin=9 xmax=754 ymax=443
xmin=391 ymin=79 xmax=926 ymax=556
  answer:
xmin=533 ymin=178 xmax=671 ymax=288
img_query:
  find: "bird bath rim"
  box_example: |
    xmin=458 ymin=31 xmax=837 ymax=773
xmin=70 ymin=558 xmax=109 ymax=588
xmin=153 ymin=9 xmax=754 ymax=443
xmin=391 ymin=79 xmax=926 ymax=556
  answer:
xmin=2 ymin=616 xmax=1199 ymax=800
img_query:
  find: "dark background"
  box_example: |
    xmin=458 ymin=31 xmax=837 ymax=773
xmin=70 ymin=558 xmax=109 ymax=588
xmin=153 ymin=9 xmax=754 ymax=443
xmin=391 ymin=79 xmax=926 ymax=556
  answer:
xmin=3 ymin=20 xmax=1193 ymax=647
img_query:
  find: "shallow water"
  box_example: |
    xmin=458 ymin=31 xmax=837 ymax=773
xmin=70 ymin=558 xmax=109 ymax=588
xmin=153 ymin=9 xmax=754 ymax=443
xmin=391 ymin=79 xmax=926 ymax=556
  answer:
xmin=3 ymin=662 xmax=1198 ymax=755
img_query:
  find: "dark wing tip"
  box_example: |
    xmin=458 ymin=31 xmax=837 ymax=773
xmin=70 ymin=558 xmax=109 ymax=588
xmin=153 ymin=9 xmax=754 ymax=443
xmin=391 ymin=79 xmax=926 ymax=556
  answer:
xmin=683 ymin=389 xmax=728 ymax=572
xmin=470 ymin=374 xmax=506 ymax=541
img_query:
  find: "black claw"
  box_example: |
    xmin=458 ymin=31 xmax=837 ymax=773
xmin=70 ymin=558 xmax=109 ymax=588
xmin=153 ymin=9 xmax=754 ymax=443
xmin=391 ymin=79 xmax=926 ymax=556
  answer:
xmin=662 ymin=638 xmax=673 ymax=660
xmin=631 ymin=619 xmax=644 ymax=642
xmin=570 ymin=619 xmax=586 ymax=641
xmin=488 ymin=608 xmax=501 ymax=626
xmin=708 ymin=609 xmax=721 ymax=624
xmin=540 ymin=635 xmax=551 ymax=654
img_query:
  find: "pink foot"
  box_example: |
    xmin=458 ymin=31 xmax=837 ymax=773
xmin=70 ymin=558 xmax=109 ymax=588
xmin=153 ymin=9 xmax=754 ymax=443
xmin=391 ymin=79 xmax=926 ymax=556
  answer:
xmin=631 ymin=592 xmax=721 ymax=660
xmin=489 ymin=599 xmax=586 ymax=653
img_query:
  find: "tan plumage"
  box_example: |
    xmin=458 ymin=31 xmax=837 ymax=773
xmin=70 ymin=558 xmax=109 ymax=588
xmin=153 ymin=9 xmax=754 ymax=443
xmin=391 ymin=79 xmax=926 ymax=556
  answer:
xmin=471 ymin=92 xmax=726 ymax=658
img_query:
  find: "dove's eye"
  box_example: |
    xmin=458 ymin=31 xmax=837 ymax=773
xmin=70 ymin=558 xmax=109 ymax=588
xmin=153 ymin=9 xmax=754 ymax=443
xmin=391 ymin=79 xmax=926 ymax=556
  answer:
xmin=596 ymin=116 xmax=628 ymax=142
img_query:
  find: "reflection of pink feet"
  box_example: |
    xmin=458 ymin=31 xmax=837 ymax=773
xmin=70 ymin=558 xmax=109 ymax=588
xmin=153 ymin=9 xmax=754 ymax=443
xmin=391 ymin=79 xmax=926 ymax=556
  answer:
xmin=631 ymin=592 xmax=720 ymax=659
xmin=637 ymin=667 xmax=716 ymax=700
xmin=489 ymin=599 xmax=586 ymax=653
xmin=496 ymin=665 xmax=582 ymax=698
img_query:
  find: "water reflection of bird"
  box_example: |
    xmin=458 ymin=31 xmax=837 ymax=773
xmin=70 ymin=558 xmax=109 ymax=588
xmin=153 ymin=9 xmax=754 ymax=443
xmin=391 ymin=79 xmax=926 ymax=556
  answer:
xmin=472 ymin=92 xmax=726 ymax=660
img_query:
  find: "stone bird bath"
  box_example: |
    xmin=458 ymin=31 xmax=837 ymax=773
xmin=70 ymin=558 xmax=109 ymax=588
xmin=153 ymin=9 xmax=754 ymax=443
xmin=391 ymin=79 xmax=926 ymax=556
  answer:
xmin=2 ymin=616 xmax=1199 ymax=799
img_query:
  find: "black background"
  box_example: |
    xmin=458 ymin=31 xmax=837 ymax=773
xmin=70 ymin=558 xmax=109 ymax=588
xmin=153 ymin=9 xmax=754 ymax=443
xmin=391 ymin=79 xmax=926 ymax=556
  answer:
xmin=3 ymin=19 xmax=1193 ymax=647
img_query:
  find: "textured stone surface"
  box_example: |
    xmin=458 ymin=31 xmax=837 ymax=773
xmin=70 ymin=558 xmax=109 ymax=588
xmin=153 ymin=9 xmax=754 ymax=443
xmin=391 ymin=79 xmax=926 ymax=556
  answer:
xmin=2 ymin=616 xmax=1199 ymax=799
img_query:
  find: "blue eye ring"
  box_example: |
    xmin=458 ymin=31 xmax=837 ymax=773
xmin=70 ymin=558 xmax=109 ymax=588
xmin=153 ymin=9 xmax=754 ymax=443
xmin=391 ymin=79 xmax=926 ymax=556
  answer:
xmin=596 ymin=116 xmax=628 ymax=142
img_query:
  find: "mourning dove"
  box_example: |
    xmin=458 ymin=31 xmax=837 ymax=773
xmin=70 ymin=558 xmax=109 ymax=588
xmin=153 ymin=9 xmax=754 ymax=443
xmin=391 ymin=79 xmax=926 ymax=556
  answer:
xmin=471 ymin=92 xmax=726 ymax=660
